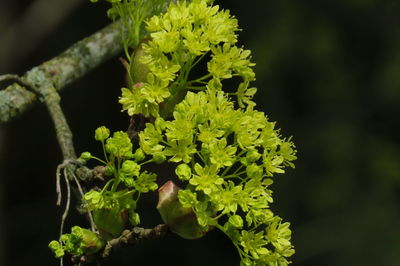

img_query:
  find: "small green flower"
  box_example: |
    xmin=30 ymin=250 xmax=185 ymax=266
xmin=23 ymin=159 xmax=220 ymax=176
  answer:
xmin=177 ymin=189 xmax=198 ymax=208
xmin=208 ymin=138 xmax=237 ymax=168
xmin=210 ymin=181 xmax=241 ymax=214
xmin=135 ymin=171 xmax=158 ymax=192
xmin=208 ymin=44 xmax=255 ymax=81
xmin=197 ymin=124 xmax=224 ymax=144
xmin=164 ymin=139 xmax=197 ymax=163
xmin=105 ymin=131 xmax=133 ymax=159
xmin=84 ymin=190 xmax=104 ymax=211
xmin=190 ymin=163 xmax=224 ymax=194
xmin=237 ymin=81 xmax=257 ymax=108
xmin=139 ymin=123 xmax=164 ymax=155
xmin=266 ymin=217 xmax=293 ymax=252
xmin=240 ymin=230 xmax=269 ymax=259
xmin=141 ymin=73 xmax=171 ymax=103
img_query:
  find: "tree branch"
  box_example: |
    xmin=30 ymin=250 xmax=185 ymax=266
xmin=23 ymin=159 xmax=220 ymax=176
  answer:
xmin=0 ymin=20 xmax=123 ymax=123
xmin=39 ymin=85 xmax=76 ymax=159
xmin=71 ymin=224 xmax=169 ymax=265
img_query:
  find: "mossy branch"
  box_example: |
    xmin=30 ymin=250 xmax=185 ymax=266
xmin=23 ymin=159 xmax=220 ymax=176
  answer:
xmin=0 ymin=20 xmax=123 ymax=123
xmin=71 ymin=224 xmax=169 ymax=265
xmin=40 ymin=85 xmax=76 ymax=159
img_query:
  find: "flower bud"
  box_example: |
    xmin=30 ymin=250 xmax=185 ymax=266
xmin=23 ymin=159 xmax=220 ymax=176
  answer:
xmin=175 ymin=164 xmax=191 ymax=180
xmin=153 ymin=152 xmax=166 ymax=164
xmin=93 ymin=208 xmax=129 ymax=240
xmin=104 ymin=165 xmax=115 ymax=176
xmin=121 ymin=160 xmax=140 ymax=176
xmin=133 ymin=148 xmax=145 ymax=161
xmin=52 ymin=226 xmax=105 ymax=257
xmin=246 ymin=149 xmax=261 ymax=162
xmin=95 ymin=126 xmax=110 ymax=141
xmin=79 ymin=151 xmax=92 ymax=161
xmin=48 ymin=240 xmax=65 ymax=258
xmin=71 ymin=226 xmax=105 ymax=255
xmin=157 ymin=181 xmax=207 ymax=239
xmin=130 ymin=41 xmax=151 ymax=84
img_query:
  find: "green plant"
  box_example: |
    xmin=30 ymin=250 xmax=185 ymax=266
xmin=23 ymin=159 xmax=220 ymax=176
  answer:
xmin=49 ymin=0 xmax=297 ymax=265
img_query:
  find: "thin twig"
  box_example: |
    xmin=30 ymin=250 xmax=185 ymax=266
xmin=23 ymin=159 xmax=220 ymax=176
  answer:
xmin=56 ymin=163 xmax=63 ymax=206
xmin=71 ymin=171 xmax=97 ymax=232
xmin=0 ymin=74 xmax=20 ymax=83
xmin=60 ymin=167 xmax=71 ymax=266
xmin=56 ymin=159 xmax=76 ymax=205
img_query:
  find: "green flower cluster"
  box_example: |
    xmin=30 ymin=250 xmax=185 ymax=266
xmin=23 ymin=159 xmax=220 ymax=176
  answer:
xmin=119 ymin=0 xmax=256 ymax=117
xmin=119 ymin=1 xmax=298 ymax=264
xmin=90 ymin=0 xmax=173 ymax=59
xmin=49 ymin=127 xmax=158 ymax=258
xmin=139 ymin=85 xmax=296 ymax=264
xmin=48 ymin=226 xmax=104 ymax=258
xmin=80 ymin=127 xmax=158 ymax=240
xmin=50 ymin=1 xmax=297 ymax=265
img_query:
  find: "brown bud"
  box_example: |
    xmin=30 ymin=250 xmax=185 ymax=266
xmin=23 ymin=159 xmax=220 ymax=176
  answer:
xmin=157 ymin=181 xmax=208 ymax=239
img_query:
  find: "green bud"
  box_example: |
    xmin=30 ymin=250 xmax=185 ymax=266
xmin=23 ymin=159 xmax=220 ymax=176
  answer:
xmin=121 ymin=160 xmax=141 ymax=176
xmin=57 ymin=226 xmax=105 ymax=256
xmin=71 ymin=226 xmax=105 ymax=255
xmin=129 ymin=211 xmax=141 ymax=226
xmin=105 ymin=165 xmax=115 ymax=176
xmin=121 ymin=174 xmax=135 ymax=188
xmin=95 ymin=126 xmax=110 ymax=141
xmin=175 ymin=164 xmax=192 ymax=180
xmin=246 ymin=149 xmax=261 ymax=162
xmin=48 ymin=240 xmax=65 ymax=258
xmin=129 ymin=41 xmax=151 ymax=84
xmin=155 ymin=116 xmax=167 ymax=131
xmin=157 ymin=181 xmax=208 ymax=239
xmin=93 ymin=208 xmax=129 ymax=240
xmin=153 ymin=152 xmax=166 ymax=164
xmin=79 ymin=151 xmax=92 ymax=161
xmin=133 ymin=148 xmax=145 ymax=161
xmin=246 ymin=163 xmax=263 ymax=179
xmin=228 ymin=215 xmax=243 ymax=228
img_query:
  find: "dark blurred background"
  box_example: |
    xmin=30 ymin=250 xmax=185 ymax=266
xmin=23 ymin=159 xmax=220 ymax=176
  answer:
xmin=1 ymin=0 xmax=399 ymax=265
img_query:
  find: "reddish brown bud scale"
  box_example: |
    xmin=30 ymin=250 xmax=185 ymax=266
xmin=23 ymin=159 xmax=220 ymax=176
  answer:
xmin=157 ymin=181 xmax=208 ymax=239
